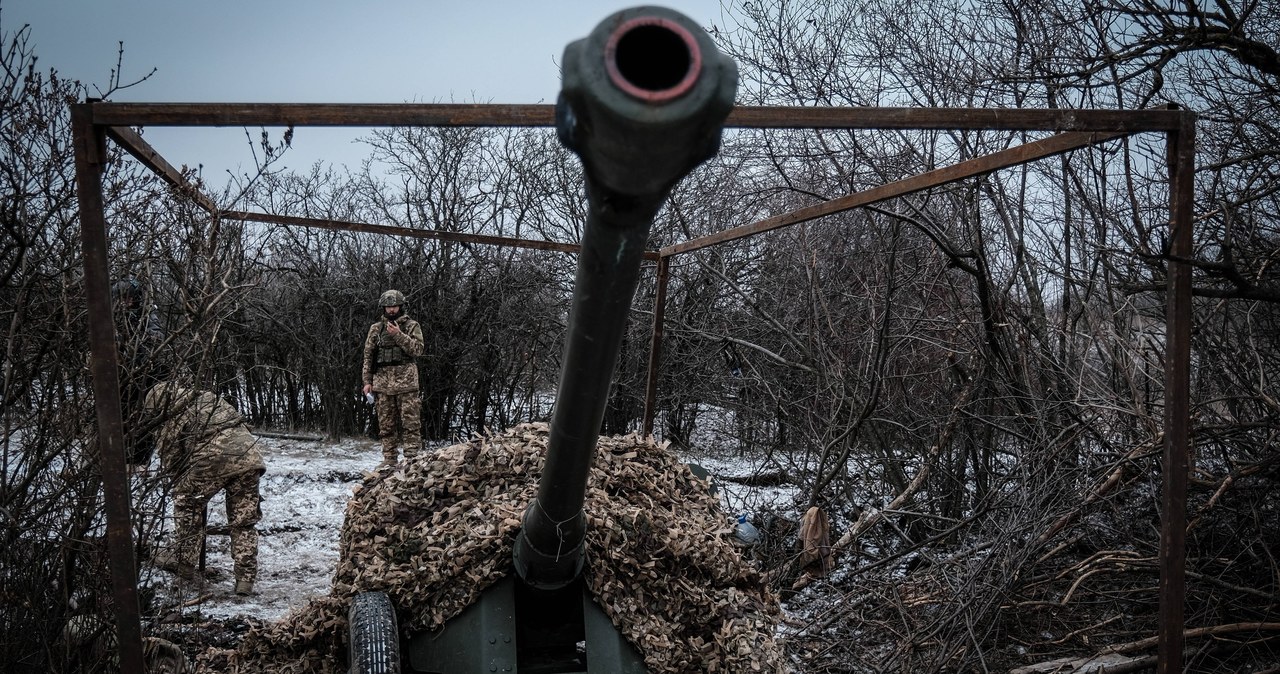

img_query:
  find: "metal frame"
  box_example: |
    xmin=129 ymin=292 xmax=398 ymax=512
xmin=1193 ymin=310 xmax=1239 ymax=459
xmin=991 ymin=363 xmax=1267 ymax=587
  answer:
xmin=72 ymin=101 xmax=1194 ymax=673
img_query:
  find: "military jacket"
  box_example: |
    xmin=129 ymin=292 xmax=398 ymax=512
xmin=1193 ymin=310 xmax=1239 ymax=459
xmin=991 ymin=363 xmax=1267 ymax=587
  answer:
xmin=144 ymin=385 xmax=265 ymax=482
xmin=362 ymin=314 xmax=425 ymax=394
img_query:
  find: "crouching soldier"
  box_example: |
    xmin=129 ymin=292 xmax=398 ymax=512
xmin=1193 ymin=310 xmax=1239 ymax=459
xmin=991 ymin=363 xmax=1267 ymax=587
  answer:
xmin=145 ymin=383 xmax=265 ymax=596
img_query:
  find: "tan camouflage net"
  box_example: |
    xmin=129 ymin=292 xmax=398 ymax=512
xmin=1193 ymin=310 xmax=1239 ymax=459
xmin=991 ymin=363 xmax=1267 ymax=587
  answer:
xmin=202 ymin=422 xmax=787 ymax=673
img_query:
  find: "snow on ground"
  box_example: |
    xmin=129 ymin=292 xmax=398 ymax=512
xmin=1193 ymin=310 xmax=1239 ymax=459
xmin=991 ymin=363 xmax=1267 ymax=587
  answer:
xmin=681 ymin=410 xmax=804 ymax=517
xmin=688 ymin=450 xmax=800 ymax=517
xmin=150 ymin=426 xmax=800 ymax=626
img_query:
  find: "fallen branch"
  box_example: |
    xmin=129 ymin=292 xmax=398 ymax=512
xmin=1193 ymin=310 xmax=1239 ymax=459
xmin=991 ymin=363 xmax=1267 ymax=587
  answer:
xmin=719 ymin=470 xmax=790 ymax=487
xmin=1032 ymin=438 xmax=1158 ymax=556
xmin=1009 ymin=652 xmax=1157 ymax=674
xmin=1044 ymin=614 xmax=1125 ymax=646
xmin=1098 ymin=621 xmax=1280 ymax=655
xmin=181 ymin=593 xmax=213 ymax=608
xmin=1187 ymin=457 xmax=1278 ymax=534
xmin=1011 ymin=622 xmax=1280 ymax=673
xmin=249 ymin=429 xmax=325 ymax=442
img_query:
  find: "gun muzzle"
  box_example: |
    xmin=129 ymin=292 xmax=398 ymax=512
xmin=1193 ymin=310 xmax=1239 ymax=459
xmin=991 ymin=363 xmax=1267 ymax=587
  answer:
xmin=556 ymin=6 xmax=739 ymax=200
xmin=513 ymin=6 xmax=737 ymax=591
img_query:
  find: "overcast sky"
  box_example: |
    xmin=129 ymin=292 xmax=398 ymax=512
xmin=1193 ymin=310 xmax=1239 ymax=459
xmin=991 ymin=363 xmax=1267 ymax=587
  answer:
xmin=7 ymin=0 xmax=735 ymax=187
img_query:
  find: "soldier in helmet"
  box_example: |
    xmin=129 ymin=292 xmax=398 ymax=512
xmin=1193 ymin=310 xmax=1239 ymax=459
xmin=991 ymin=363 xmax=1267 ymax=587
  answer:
xmin=145 ymin=383 xmax=265 ymax=596
xmin=361 ymin=289 xmax=426 ymax=466
xmin=110 ymin=277 xmax=168 ymax=465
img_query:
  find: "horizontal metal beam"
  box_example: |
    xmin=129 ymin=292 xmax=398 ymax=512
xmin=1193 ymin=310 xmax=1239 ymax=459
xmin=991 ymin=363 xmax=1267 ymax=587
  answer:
xmin=88 ymin=102 xmax=1187 ymax=132
xmin=727 ymin=106 xmax=1185 ymax=131
xmin=223 ymin=210 xmax=660 ymax=260
xmin=92 ymin=103 xmax=557 ymax=128
xmin=661 ymin=130 xmax=1129 ymax=257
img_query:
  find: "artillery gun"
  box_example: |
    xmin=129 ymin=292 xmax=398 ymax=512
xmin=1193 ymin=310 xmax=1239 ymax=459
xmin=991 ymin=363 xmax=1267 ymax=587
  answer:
xmin=346 ymin=7 xmax=738 ymax=673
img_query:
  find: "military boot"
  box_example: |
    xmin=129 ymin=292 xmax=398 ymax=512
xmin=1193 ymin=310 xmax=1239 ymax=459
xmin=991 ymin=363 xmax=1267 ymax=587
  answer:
xmin=153 ymin=548 xmax=197 ymax=580
xmin=234 ymin=578 xmax=255 ymax=596
xmin=380 ymin=446 xmax=399 ymax=467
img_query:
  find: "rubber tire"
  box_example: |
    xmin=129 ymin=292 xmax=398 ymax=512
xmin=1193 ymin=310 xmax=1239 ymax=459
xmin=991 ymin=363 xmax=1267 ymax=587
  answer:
xmin=349 ymin=591 xmax=401 ymax=674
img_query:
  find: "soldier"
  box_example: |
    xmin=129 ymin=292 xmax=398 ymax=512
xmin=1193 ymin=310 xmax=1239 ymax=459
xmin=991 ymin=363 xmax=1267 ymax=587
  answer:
xmin=145 ymin=383 xmax=265 ymax=596
xmin=361 ymin=289 xmax=426 ymax=466
xmin=110 ymin=277 xmax=168 ymax=465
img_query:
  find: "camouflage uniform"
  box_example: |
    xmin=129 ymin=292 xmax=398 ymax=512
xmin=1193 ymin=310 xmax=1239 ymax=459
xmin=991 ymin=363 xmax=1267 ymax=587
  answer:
xmin=362 ymin=297 xmax=425 ymax=465
xmin=112 ymin=278 xmax=168 ymax=465
xmin=62 ymin=614 xmax=189 ymax=673
xmin=145 ymin=384 xmax=265 ymax=591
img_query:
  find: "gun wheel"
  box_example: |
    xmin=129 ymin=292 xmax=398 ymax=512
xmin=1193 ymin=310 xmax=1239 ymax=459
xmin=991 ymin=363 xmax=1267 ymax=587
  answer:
xmin=349 ymin=591 xmax=400 ymax=674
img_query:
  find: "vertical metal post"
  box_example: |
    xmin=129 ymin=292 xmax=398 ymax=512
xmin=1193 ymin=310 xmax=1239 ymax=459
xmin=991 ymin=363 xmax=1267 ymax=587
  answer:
xmin=1157 ymin=111 xmax=1195 ymax=673
xmin=198 ymin=507 xmax=208 ymax=573
xmin=642 ymin=255 xmax=671 ymax=438
xmin=71 ymin=102 xmax=145 ymax=673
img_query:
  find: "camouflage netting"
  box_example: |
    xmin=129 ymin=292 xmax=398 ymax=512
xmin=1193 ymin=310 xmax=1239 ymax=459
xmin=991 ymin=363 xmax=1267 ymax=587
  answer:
xmin=200 ymin=422 xmax=788 ymax=673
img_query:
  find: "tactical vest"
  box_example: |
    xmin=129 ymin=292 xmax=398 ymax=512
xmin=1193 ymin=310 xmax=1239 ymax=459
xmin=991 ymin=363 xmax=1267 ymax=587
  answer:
xmin=375 ymin=323 xmax=409 ymax=366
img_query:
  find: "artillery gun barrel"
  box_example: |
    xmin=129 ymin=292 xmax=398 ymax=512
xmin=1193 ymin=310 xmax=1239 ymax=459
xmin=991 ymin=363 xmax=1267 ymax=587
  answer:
xmin=512 ymin=5 xmax=737 ymax=590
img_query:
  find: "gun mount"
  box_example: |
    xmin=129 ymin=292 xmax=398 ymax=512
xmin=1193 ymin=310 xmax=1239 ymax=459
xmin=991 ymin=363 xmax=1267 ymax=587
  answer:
xmin=348 ymin=7 xmax=736 ymax=674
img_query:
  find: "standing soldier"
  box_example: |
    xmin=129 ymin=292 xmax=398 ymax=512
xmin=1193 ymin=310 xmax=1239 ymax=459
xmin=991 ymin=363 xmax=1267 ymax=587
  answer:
xmin=362 ymin=289 xmax=425 ymax=466
xmin=110 ymin=277 xmax=168 ymax=465
xmin=145 ymin=383 xmax=265 ymax=596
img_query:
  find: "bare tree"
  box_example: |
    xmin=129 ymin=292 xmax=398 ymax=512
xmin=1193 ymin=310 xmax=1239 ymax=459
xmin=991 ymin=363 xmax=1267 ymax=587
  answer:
xmin=676 ymin=0 xmax=1280 ymax=669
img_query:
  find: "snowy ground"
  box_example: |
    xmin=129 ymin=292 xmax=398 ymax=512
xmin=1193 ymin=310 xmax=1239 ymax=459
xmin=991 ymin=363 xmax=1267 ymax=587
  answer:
xmin=147 ymin=429 xmax=801 ymax=626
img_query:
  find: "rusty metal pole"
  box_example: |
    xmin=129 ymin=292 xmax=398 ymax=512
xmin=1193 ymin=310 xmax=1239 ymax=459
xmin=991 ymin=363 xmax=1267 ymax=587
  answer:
xmin=198 ymin=507 xmax=208 ymax=573
xmin=642 ymin=255 xmax=671 ymax=438
xmin=1157 ymin=110 xmax=1196 ymax=674
xmin=71 ymin=102 xmax=145 ymax=673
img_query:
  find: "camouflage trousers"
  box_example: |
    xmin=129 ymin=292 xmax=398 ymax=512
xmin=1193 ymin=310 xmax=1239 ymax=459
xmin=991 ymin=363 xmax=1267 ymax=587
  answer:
xmin=62 ymin=614 xmax=189 ymax=673
xmin=172 ymin=468 xmax=263 ymax=584
xmin=375 ymin=390 xmax=421 ymax=464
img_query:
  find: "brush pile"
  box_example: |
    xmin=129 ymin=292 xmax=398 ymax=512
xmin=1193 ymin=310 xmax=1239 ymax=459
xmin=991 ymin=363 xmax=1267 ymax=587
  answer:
xmin=200 ymin=422 xmax=788 ymax=673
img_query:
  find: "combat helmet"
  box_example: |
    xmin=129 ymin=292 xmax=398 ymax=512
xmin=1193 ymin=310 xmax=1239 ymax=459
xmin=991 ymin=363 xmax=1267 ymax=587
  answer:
xmin=111 ymin=278 xmax=144 ymax=309
xmin=379 ymin=289 xmax=406 ymax=308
